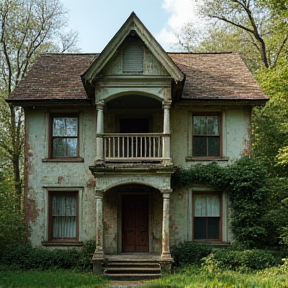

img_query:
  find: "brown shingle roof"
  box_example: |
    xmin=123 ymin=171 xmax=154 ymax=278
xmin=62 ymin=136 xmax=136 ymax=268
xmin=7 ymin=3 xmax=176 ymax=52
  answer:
xmin=169 ymin=52 xmax=267 ymax=101
xmin=8 ymin=53 xmax=98 ymax=102
xmin=8 ymin=52 xmax=268 ymax=103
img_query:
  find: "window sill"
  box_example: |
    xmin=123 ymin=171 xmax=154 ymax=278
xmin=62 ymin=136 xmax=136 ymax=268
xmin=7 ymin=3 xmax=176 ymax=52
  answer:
xmin=42 ymin=241 xmax=83 ymax=247
xmin=186 ymin=156 xmax=229 ymax=162
xmin=42 ymin=157 xmax=84 ymax=163
xmin=186 ymin=240 xmax=229 ymax=247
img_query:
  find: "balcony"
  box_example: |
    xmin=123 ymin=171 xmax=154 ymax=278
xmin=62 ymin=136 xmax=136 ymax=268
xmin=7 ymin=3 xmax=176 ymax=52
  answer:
xmin=104 ymin=133 xmax=165 ymax=162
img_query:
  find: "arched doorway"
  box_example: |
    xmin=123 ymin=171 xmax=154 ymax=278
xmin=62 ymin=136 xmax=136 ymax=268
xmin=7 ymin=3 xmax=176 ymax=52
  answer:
xmin=104 ymin=183 xmax=163 ymax=254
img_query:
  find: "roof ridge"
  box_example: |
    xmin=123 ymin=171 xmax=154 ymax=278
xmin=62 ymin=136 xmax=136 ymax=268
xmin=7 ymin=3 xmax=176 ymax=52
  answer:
xmin=167 ymin=51 xmax=234 ymax=55
xmin=41 ymin=53 xmax=100 ymax=56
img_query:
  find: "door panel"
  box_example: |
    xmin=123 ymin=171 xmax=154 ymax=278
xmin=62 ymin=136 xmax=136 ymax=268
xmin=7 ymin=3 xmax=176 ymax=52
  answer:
xmin=122 ymin=194 xmax=149 ymax=252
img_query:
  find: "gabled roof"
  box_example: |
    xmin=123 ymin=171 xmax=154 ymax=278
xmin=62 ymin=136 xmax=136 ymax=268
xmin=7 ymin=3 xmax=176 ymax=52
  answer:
xmin=7 ymin=52 xmax=268 ymax=104
xmin=82 ymin=12 xmax=184 ymax=84
xmin=7 ymin=53 xmax=98 ymax=104
xmin=170 ymin=52 xmax=268 ymax=102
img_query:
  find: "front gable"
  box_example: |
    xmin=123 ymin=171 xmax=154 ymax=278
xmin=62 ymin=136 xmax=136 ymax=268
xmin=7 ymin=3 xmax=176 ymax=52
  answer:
xmin=82 ymin=12 xmax=184 ymax=103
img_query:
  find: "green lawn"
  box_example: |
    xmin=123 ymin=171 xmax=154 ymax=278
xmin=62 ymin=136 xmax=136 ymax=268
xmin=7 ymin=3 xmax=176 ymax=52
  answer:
xmin=143 ymin=265 xmax=288 ymax=288
xmin=0 ymin=269 xmax=108 ymax=288
xmin=1 ymin=266 xmax=288 ymax=288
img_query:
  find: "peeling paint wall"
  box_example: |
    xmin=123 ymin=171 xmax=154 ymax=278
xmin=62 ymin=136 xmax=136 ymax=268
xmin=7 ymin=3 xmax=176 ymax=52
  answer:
xmin=24 ymin=100 xmax=251 ymax=249
xmin=24 ymin=107 xmax=97 ymax=246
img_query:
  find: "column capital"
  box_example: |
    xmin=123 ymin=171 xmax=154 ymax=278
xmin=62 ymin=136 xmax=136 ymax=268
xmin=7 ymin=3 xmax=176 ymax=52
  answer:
xmin=160 ymin=189 xmax=173 ymax=195
xmin=162 ymin=100 xmax=172 ymax=110
xmin=95 ymin=189 xmax=104 ymax=198
xmin=96 ymin=100 xmax=105 ymax=109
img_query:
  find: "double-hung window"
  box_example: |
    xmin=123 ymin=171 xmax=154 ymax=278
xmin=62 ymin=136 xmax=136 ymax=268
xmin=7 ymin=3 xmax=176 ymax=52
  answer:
xmin=50 ymin=115 xmax=78 ymax=158
xmin=49 ymin=192 xmax=78 ymax=241
xmin=193 ymin=193 xmax=221 ymax=240
xmin=193 ymin=114 xmax=221 ymax=157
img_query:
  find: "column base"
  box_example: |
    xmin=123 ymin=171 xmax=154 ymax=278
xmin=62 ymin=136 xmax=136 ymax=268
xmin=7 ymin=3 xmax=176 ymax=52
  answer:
xmin=159 ymin=257 xmax=174 ymax=274
xmin=91 ymin=247 xmax=105 ymax=275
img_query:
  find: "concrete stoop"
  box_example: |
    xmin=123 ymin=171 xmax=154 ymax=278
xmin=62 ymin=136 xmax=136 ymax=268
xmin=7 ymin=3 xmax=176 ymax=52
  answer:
xmin=103 ymin=257 xmax=162 ymax=280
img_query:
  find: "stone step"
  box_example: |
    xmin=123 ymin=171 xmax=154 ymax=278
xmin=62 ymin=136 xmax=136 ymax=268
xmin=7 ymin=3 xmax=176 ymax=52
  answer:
xmin=104 ymin=267 xmax=160 ymax=272
xmin=103 ymin=260 xmax=162 ymax=279
xmin=106 ymin=262 xmax=160 ymax=267
xmin=104 ymin=273 xmax=161 ymax=278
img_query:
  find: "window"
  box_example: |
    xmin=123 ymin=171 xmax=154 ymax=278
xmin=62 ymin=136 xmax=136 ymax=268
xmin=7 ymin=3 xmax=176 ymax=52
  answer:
xmin=123 ymin=38 xmax=143 ymax=73
xmin=49 ymin=192 xmax=78 ymax=241
xmin=193 ymin=114 xmax=221 ymax=157
xmin=193 ymin=193 xmax=221 ymax=240
xmin=50 ymin=115 xmax=78 ymax=158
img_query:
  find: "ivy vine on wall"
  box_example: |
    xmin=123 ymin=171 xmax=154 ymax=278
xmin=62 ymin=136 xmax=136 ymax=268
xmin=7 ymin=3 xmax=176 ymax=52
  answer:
xmin=172 ymin=156 xmax=269 ymax=248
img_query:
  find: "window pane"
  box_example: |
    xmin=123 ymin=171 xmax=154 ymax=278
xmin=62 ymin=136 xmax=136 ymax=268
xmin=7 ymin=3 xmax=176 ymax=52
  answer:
xmin=208 ymin=217 xmax=220 ymax=239
xmin=53 ymin=138 xmax=66 ymax=157
xmin=193 ymin=136 xmax=206 ymax=156
xmin=207 ymin=116 xmax=219 ymax=135
xmin=194 ymin=217 xmax=206 ymax=239
xmin=193 ymin=116 xmax=207 ymax=135
xmin=194 ymin=195 xmax=207 ymax=216
xmin=66 ymin=139 xmax=77 ymax=157
xmin=208 ymin=137 xmax=220 ymax=156
xmin=206 ymin=195 xmax=220 ymax=217
xmin=53 ymin=117 xmax=77 ymax=137
xmin=52 ymin=194 xmax=76 ymax=238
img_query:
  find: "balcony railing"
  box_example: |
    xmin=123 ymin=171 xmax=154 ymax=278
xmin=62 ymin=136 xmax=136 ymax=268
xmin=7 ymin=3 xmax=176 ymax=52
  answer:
xmin=104 ymin=133 xmax=164 ymax=161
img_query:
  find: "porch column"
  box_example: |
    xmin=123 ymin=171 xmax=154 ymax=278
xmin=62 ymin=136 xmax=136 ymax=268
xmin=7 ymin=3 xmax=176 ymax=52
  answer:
xmin=92 ymin=190 xmax=104 ymax=274
xmin=95 ymin=100 xmax=105 ymax=164
xmin=161 ymin=191 xmax=172 ymax=259
xmin=162 ymin=101 xmax=171 ymax=163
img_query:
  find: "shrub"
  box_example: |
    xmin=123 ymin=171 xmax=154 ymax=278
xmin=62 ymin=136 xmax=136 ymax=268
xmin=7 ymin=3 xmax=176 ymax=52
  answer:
xmin=1 ymin=241 xmax=96 ymax=271
xmin=171 ymin=242 xmax=212 ymax=267
xmin=202 ymin=247 xmax=277 ymax=271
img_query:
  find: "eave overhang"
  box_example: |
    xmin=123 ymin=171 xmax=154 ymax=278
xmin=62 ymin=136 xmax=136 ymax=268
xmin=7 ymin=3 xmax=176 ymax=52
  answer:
xmin=5 ymin=98 xmax=93 ymax=108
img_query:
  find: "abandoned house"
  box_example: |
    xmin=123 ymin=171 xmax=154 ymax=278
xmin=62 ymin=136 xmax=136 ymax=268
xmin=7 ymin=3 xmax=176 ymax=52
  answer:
xmin=7 ymin=13 xmax=268 ymax=277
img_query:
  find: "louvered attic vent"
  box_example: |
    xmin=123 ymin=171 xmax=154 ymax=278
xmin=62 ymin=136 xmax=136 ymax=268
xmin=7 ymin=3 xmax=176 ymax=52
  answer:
xmin=123 ymin=37 xmax=144 ymax=73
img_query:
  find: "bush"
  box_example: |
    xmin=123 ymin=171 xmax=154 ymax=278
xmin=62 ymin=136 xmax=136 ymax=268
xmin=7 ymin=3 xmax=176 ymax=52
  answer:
xmin=1 ymin=241 xmax=96 ymax=271
xmin=171 ymin=242 xmax=212 ymax=267
xmin=202 ymin=247 xmax=277 ymax=271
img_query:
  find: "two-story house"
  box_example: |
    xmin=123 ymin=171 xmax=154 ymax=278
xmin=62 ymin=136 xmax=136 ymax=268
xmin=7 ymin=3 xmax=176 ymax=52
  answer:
xmin=7 ymin=13 xmax=268 ymax=277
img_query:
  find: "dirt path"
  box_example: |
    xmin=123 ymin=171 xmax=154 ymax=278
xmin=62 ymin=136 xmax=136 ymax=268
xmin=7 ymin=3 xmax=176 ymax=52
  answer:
xmin=105 ymin=280 xmax=149 ymax=287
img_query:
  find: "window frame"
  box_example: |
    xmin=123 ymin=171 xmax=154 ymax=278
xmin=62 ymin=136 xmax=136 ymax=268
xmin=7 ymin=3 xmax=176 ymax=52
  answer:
xmin=49 ymin=114 xmax=79 ymax=159
xmin=192 ymin=113 xmax=222 ymax=158
xmin=48 ymin=191 xmax=79 ymax=242
xmin=192 ymin=192 xmax=222 ymax=243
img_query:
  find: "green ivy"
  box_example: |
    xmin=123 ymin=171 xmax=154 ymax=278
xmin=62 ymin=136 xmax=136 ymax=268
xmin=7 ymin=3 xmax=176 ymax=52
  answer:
xmin=172 ymin=157 xmax=269 ymax=248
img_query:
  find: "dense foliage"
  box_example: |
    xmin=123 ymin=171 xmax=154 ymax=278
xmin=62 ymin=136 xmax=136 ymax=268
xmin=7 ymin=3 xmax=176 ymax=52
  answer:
xmin=173 ymin=157 xmax=270 ymax=248
xmin=0 ymin=170 xmax=26 ymax=257
xmin=0 ymin=241 xmax=95 ymax=271
xmin=171 ymin=243 xmax=212 ymax=267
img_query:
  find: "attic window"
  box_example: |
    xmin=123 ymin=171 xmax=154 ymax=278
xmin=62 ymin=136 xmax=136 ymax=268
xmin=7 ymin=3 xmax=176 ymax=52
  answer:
xmin=123 ymin=37 xmax=143 ymax=73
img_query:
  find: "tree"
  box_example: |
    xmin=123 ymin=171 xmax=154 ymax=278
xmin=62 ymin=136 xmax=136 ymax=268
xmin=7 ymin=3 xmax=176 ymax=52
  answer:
xmin=0 ymin=0 xmax=78 ymax=208
xmin=253 ymin=58 xmax=288 ymax=174
xmin=187 ymin=0 xmax=288 ymax=69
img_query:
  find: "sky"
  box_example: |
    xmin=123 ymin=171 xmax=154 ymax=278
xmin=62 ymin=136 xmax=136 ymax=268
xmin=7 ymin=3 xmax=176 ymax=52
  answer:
xmin=60 ymin=0 xmax=201 ymax=53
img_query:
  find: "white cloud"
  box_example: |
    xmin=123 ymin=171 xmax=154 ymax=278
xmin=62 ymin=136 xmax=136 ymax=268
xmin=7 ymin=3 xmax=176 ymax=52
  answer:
xmin=157 ymin=0 xmax=201 ymax=50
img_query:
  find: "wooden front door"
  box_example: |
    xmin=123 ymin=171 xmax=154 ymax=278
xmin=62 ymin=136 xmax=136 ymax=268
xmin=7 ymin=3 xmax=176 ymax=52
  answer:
xmin=122 ymin=194 xmax=149 ymax=252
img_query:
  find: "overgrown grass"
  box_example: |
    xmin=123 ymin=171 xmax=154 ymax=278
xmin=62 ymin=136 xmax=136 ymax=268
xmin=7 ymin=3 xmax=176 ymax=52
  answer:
xmin=143 ymin=265 xmax=288 ymax=288
xmin=0 ymin=269 xmax=108 ymax=288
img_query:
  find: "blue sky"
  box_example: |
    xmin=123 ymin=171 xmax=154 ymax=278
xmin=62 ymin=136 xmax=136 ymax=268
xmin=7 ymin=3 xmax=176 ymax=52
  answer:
xmin=61 ymin=0 xmax=200 ymax=53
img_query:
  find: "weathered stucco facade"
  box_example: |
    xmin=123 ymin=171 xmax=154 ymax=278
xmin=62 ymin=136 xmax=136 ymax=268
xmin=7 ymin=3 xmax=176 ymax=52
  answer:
xmin=8 ymin=13 xmax=268 ymax=276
